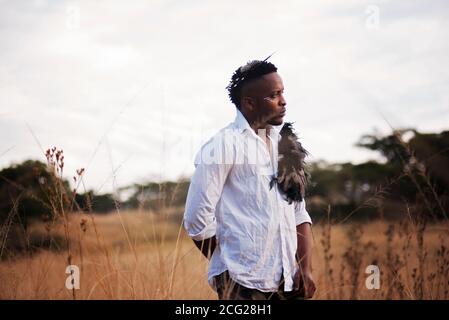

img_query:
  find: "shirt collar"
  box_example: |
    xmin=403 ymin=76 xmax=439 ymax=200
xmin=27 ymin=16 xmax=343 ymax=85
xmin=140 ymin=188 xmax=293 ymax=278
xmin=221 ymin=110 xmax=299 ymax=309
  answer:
xmin=233 ymin=108 xmax=282 ymax=138
xmin=234 ymin=108 xmax=252 ymax=134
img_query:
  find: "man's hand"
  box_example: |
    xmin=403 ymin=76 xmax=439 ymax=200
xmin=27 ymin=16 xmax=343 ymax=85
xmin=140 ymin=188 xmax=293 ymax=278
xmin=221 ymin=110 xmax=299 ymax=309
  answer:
xmin=295 ymin=222 xmax=315 ymax=299
xmin=193 ymin=236 xmax=216 ymax=260
xmin=293 ymin=268 xmax=316 ymax=299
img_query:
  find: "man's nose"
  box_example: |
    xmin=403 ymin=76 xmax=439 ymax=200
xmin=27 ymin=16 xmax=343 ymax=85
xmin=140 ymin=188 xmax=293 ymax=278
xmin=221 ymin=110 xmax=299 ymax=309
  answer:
xmin=279 ymin=94 xmax=287 ymax=106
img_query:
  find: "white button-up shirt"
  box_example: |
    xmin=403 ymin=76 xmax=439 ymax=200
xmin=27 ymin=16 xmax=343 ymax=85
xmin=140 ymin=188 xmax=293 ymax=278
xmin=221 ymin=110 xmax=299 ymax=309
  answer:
xmin=183 ymin=109 xmax=312 ymax=292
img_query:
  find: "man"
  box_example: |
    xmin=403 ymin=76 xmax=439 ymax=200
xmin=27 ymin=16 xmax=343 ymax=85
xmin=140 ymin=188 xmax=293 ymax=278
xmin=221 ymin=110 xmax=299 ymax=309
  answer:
xmin=183 ymin=58 xmax=315 ymax=300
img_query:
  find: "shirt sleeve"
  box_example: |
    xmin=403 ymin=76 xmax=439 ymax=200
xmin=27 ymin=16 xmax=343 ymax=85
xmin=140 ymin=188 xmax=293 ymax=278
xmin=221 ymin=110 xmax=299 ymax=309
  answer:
xmin=294 ymin=199 xmax=312 ymax=226
xmin=183 ymin=136 xmax=233 ymax=241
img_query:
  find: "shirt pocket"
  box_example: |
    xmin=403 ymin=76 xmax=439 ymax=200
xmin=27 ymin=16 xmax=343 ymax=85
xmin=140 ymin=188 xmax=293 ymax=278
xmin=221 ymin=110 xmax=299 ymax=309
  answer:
xmin=232 ymin=163 xmax=258 ymax=193
xmin=232 ymin=163 xmax=258 ymax=179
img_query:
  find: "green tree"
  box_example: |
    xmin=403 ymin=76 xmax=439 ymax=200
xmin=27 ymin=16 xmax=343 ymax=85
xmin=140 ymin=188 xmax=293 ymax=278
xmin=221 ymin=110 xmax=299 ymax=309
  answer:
xmin=0 ymin=160 xmax=70 ymax=227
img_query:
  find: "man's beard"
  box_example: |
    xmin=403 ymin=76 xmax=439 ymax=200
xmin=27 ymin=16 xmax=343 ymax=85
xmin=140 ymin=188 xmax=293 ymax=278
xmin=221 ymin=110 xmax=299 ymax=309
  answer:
xmin=268 ymin=116 xmax=284 ymax=126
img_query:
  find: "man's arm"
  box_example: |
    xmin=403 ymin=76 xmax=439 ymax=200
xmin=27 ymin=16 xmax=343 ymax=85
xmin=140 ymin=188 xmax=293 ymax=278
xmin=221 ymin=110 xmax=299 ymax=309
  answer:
xmin=295 ymin=222 xmax=316 ymax=298
xmin=193 ymin=236 xmax=217 ymax=260
xmin=183 ymin=135 xmax=233 ymax=257
xmin=296 ymin=222 xmax=313 ymax=271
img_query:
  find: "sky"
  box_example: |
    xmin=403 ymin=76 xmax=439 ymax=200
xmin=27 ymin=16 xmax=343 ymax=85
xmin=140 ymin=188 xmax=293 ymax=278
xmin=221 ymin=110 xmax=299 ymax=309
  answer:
xmin=1 ymin=0 xmax=448 ymax=195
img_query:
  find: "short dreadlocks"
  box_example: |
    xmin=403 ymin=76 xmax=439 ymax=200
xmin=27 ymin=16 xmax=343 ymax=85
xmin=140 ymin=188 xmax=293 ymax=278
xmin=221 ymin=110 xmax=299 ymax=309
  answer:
xmin=226 ymin=58 xmax=277 ymax=109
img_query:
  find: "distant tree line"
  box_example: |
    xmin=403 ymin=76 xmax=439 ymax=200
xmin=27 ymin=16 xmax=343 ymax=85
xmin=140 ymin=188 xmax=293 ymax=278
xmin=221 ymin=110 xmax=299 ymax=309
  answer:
xmin=1 ymin=129 xmax=448 ymax=227
xmin=307 ymin=129 xmax=449 ymax=222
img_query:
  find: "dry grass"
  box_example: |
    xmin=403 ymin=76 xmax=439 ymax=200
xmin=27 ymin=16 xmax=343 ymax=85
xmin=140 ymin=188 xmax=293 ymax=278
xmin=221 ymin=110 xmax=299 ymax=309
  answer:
xmin=0 ymin=209 xmax=447 ymax=300
xmin=0 ymin=208 xmax=214 ymax=299
xmin=1 ymin=138 xmax=448 ymax=300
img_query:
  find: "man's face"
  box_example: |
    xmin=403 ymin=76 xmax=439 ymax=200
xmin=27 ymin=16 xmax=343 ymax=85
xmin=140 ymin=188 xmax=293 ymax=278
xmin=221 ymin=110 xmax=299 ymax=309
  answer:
xmin=241 ymin=72 xmax=287 ymax=127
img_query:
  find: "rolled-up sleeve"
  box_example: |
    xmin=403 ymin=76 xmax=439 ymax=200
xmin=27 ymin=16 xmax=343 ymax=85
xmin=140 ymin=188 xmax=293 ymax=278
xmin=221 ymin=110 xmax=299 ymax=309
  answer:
xmin=294 ymin=199 xmax=312 ymax=226
xmin=183 ymin=137 xmax=232 ymax=241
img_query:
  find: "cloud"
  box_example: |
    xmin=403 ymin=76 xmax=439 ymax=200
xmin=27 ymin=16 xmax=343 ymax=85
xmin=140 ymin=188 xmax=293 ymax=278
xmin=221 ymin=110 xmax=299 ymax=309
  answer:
xmin=1 ymin=0 xmax=448 ymax=192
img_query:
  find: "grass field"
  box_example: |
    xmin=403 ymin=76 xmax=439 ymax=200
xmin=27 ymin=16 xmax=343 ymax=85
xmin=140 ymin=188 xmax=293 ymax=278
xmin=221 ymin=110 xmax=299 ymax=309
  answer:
xmin=1 ymin=207 xmax=447 ymax=300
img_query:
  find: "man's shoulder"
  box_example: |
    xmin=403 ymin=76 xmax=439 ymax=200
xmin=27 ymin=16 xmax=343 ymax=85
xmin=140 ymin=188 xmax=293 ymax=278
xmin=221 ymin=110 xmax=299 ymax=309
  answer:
xmin=193 ymin=122 xmax=240 ymax=166
xmin=201 ymin=122 xmax=240 ymax=148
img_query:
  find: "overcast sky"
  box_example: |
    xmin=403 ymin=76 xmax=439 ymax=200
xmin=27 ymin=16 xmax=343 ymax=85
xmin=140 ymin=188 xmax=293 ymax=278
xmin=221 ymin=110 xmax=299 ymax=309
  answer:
xmin=1 ymin=0 xmax=448 ymax=194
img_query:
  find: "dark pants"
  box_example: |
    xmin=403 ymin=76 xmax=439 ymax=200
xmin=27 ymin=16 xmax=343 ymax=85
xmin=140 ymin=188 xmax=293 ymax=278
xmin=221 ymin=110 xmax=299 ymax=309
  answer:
xmin=214 ymin=270 xmax=305 ymax=300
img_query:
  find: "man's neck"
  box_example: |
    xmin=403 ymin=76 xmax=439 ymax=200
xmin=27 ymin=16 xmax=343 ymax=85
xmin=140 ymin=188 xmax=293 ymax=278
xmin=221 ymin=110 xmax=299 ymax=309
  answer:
xmin=240 ymin=110 xmax=273 ymax=137
xmin=250 ymin=121 xmax=273 ymax=157
xmin=250 ymin=123 xmax=269 ymax=132
xmin=245 ymin=116 xmax=268 ymax=134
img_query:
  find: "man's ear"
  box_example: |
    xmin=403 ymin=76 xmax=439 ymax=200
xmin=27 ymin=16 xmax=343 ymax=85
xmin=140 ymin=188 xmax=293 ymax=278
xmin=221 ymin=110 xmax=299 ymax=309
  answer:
xmin=241 ymin=96 xmax=255 ymax=114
